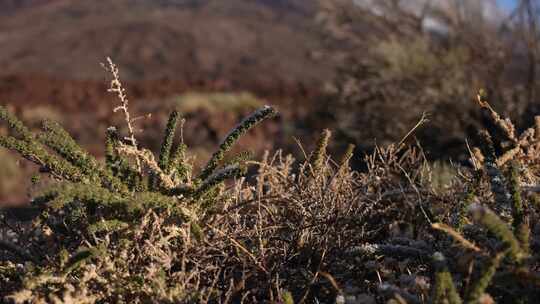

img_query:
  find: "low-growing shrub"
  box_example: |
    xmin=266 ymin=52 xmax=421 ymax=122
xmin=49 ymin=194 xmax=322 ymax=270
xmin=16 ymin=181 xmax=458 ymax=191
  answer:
xmin=1 ymin=62 xmax=540 ymax=303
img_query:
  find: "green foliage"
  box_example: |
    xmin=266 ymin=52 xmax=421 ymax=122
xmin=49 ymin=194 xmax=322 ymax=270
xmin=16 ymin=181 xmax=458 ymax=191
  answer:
xmin=150 ymin=110 xmax=180 ymax=190
xmin=158 ymin=110 xmax=180 ymax=172
xmin=87 ymin=219 xmax=129 ymax=235
xmin=282 ymin=290 xmax=295 ymax=304
xmin=104 ymin=127 xmax=144 ymax=192
xmin=0 ymin=106 xmax=33 ymax=141
xmin=0 ymin=134 xmax=83 ymax=182
xmin=40 ymin=120 xmax=131 ymax=194
xmin=222 ymin=150 xmax=254 ymax=168
xmin=431 ymin=252 xmax=462 ymax=304
xmin=0 ymin=104 xmax=275 ymax=267
xmin=39 ymin=119 xmax=98 ymax=178
xmin=198 ymin=105 xmax=277 ymax=180
xmin=194 ymin=164 xmax=246 ymax=199
xmin=189 ymin=221 xmax=204 ymax=242
xmin=309 ymin=129 xmax=331 ymax=174
xmin=170 ymin=142 xmax=189 ymax=183
xmin=469 ymin=204 xmax=526 ymax=263
xmin=62 ymin=247 xmax=99 ymax=275
xmin=466 ymin=251 xmax=505 ymax=304
xmin=338 ymin=143 xmax=355 ymax=169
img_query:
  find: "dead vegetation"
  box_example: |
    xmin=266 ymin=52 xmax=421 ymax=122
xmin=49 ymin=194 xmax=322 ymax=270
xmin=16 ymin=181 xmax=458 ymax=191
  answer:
xmin=1 ymin=59 xmax=540 ymax=303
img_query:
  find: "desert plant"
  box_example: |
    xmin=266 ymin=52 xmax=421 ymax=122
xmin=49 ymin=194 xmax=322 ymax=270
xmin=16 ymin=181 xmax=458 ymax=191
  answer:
xmin=2 ymin=61 xmax=540 ymax=303
xmin=314 ymin=0 xmax=540 ymax=161
xmin=0 ymin=59 xmax=276 ymax=264
xmin=426 ymin=92 xmax=540 ymax=303
xmin=0 ymin=100 xmax=276 ymax=225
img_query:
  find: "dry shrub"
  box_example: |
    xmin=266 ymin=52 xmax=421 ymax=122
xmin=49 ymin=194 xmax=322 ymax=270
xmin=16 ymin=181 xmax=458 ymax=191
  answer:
xmin=1 ymin=62 xmax=540 ymax=303
xmin=3 ymin=108 xmax=538 ymax=302
xmin=314 ymin=0 xmax=539 ymax=161
xmin=0 ymin=130 xmax=441 ymax=303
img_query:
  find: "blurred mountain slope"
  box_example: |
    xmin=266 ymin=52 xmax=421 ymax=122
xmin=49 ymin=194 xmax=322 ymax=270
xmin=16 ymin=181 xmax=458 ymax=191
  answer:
xmin=0 ymin=0 xmax=329 ymax=85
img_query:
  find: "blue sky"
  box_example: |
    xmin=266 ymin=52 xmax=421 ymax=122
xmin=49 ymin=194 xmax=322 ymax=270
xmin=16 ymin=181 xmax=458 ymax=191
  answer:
xmin=498 ymin=0 xmax=517 ymax=10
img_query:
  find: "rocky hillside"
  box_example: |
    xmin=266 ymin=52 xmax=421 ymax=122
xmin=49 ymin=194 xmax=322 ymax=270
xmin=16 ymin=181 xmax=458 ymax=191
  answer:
xmin=0 ymin=0 xmax=330 ymax=87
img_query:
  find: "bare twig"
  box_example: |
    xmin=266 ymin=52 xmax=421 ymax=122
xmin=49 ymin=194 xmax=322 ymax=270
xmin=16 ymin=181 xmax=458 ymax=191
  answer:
xmin=398 ymin=112 xmax=429 ymax=148
xmin=102 ymin=57 xmax=142 ymax=172
xmin=432 ymin=223 xmax=482 ymax=253
xmin=116 ymin=143 xmax=176 ymax=189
